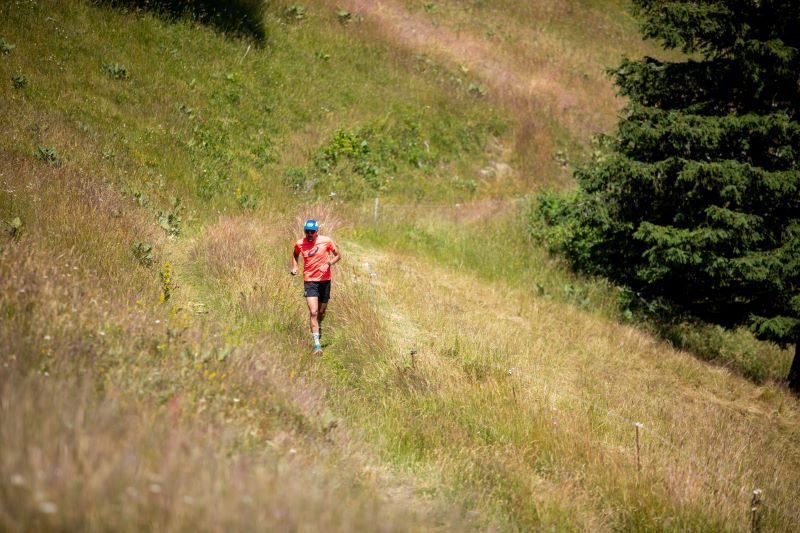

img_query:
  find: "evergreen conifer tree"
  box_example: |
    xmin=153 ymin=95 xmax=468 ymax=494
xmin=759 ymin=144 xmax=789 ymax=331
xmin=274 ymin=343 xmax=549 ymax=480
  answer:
xmin=539 ymin=0 xmax=800 ymax=392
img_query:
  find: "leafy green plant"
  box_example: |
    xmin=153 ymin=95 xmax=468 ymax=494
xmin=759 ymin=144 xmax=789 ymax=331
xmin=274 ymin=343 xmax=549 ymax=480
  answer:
xmin=238 ymin=193 xmax=257 ymax=209
xmin=316 ymin=129 xmax=369 ymax=172
xmin=187 ymin=125 xmax=233 ymax=199
xmin=159 ymin=261 xmax=172 ymax=303
xmin=451 ymin=176 xmax=477 ymax=193
xmin=3 ymin=217 xmax=23 ymax=240
xmin=284 ymin=167 xmax=310 ymax=191
xmin=468 ymin=83 xmax=487 ymax=97
xmin=309 ymin=116 xmax=495 ymax=198
xmin=563 ymin=283 xmax=591 ymax=309
xmin=177 ymin=103 xmax=194 ymax=116
xmin=101 ymin=62 xmax=129 ymax=80
xmin=235 ymin=186 xmax=257 ymax=209
xmin=36 ymin=145 xmax=60 ymax=165
xmin=0 ymin=37 xmax=15 ymax=54
xmin=11 ymin=71 xmax=27 ymax=89
xmin=284 ymin=4 xmax=306 ymax=21
xmin=250 ymin=139 xmax=276 ymax=167
xmin=132 ymin=189 xmax=148 ymax=207
xmin=157 ymin=197 xmax=183 ymax=236
xmin=335 ymin=9 xmax=352 ymax=24
xmin=553 ymin=149 xmax=568 ymax=167
xmin=196 ymin=168 xmax=229 ymax=199
xmin=216 ymin=345 xmax=233 ymax=362
xmin=313 ymin=128 xmax=387 ymax=195
xmin=132 ymin=241 xmax=155 ymax=266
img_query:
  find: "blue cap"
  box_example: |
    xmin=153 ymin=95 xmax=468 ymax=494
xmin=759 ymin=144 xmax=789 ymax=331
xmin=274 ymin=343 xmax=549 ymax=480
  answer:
xmin=303 ymin=219 xmax=318 ymax=231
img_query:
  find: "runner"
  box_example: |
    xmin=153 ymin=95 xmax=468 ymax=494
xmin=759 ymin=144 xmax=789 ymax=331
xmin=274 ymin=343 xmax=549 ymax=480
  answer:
xmin=291 ymin=219 xmax=341 ymax=354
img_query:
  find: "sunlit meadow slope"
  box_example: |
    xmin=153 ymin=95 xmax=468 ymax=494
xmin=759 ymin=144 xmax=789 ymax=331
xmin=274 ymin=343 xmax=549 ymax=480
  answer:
xmin=324 ymin=0 xmax=674 ymax=189
xmin=0 ymin=0 xmax=501 ymax=529
xmin=1 ymin=0 xmax=798 ymax=532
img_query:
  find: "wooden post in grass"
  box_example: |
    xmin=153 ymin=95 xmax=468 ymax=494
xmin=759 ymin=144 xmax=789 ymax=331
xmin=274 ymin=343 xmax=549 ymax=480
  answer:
xmin=750 ymin=488 xmax=762 ymax=533
xmin=410 ymin=349 xmax=417 ymax=369
xmin=374 ymin=197 xmax=380 ymax=224
xmin=634 ymin=422 xmax=643 ymax=479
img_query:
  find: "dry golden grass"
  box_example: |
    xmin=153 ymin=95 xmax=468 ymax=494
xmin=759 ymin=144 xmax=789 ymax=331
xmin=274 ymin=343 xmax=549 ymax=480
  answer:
xmin=4 ymin=144 xmax=798 ymax=529
xmin=0 ymin=155 xmax=467 ymax=532
xmin=0 ymin=372 xmax=452 ymax=532
xmin=4 ymin=1 xmax=798 ymax=530
xmin=338 ymin=242 xmax=800 ymax=530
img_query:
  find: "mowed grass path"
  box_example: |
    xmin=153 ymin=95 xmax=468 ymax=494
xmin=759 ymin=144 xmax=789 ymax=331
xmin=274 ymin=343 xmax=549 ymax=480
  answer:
xmin=155 ymin=209 xmax=800 ymax=531
xmin=330 ymin=235 xmax=800 ymax=531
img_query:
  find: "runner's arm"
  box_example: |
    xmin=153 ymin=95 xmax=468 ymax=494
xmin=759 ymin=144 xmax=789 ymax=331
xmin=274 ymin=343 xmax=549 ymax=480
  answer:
xmin=320 ymin=244 xmax=340 ymax=273
xmin=328 ymin=247 xmax=341 ymax=267
xmin=291 ymin=249 xmax=300 ymax=275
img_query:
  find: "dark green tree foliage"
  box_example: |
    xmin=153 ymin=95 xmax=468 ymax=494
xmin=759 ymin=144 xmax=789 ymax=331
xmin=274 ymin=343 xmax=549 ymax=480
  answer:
xmin=538 ymin=0 xmax=800 ymax=391
xmin=99 ymin=0 xmax=267 ymax=42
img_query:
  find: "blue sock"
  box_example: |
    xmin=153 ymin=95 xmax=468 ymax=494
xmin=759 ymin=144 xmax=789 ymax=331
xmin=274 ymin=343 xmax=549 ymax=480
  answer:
xmin=313 ymin=332 xmax=321 ymax=349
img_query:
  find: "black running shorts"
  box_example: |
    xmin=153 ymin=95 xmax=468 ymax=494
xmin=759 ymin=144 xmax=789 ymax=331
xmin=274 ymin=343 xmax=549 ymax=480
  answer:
xmin=304 ymin=280 xmax=331 ymax=302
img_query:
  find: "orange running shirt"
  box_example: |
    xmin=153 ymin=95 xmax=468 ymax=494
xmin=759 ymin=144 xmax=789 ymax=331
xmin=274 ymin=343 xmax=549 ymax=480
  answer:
xmin=294 ymin=235 xmax=338 ymax=282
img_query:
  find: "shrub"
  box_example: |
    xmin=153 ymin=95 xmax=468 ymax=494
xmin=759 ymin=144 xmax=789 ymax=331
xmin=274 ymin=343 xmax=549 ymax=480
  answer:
xmin=11 ymin=71 xmax=27 ymax=89
xmin=157 ymin=197 xmax=183 ymax=236
xmin=36 ymin=145 xmax=60 ymax=165
xmin=0 ymin=37 xmax=15 ymax=54
xmin=132 ymin=241 xmax=155 ymax=266
xmin=3 ymin=217 xmax=23 ymax=240
xmin=101 ymin=62 xmax=129 ymax=80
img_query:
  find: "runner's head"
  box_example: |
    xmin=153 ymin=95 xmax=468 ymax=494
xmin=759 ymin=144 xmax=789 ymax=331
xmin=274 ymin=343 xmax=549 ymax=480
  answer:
xmin=303 ymin=219 xmax=318 ymax=241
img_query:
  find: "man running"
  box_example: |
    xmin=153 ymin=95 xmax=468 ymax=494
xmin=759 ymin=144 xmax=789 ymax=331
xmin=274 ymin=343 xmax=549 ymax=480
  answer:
xmin=291 ymin=219 xmax=341 ymax=354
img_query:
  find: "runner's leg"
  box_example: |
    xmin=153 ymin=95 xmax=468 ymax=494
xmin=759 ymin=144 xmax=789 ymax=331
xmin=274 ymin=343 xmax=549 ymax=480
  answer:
xmin=318 ymin=301 xmax=327 ymax=339
xmin=306 ymin=296 xmax=320 ymax=333
xmin=306 ymin=296 xmax=321 ymax=350
xmin=318 ymin=281 xmax=330 ymax=342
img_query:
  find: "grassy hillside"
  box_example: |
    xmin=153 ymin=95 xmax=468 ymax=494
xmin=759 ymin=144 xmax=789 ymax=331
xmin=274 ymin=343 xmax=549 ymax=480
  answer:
xmin=2 ymin=0 xmax=799 ymax=531
xmin=329 ymin=0 xmax=676 ymax=189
